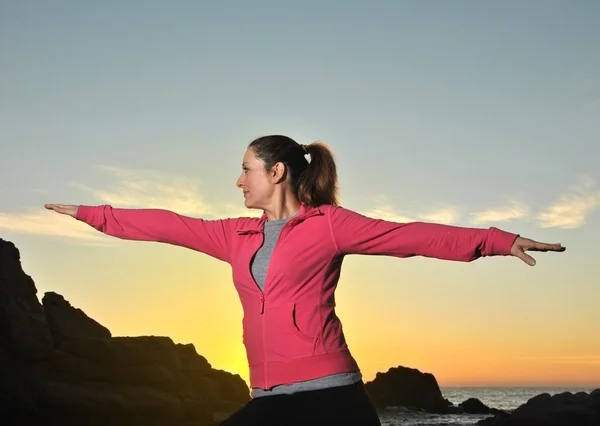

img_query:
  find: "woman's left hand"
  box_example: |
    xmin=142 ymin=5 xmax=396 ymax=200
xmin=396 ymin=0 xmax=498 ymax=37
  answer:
xmin=510 ymin=237 xmax=566 ymax=266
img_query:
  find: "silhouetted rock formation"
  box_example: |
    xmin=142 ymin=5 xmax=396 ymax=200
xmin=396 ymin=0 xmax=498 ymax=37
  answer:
xmin=363 ymin=366 xmax=512 ymax=416
xmin=0 ymin=238 xmax=249 ymax=426
xmin=364 ymin=365 xmax=454 ymax=413
xmin=459 ymin=397 xmax=504 ymax=415
xmin=43 ymin=291 xmax=111 ymax=342
xmin=478 ymin=389 xmax=600 ymax=426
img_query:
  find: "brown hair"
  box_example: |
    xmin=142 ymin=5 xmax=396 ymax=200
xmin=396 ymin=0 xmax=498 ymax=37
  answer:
xmin=248 ymin=135 xmax=339 ymax=207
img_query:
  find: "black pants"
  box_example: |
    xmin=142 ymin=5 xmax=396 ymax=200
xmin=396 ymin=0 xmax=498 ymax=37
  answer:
xmin=219 ymin=381 xmax=382 ymax=426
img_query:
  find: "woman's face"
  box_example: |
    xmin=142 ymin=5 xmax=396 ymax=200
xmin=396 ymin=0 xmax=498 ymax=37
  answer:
xmin=236 ymin=148 xmax=275 ymax=210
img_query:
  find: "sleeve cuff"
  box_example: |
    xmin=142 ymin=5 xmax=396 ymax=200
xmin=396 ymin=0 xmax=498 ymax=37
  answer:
xmin=488 ymin=227 xmax=519 ymax=256
xmin=75 ymin=205 xmax=102 ymax=228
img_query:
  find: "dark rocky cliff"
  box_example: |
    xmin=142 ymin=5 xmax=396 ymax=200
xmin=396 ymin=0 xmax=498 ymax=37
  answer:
xmin=0 ymin=238 xmax=249 ymax=426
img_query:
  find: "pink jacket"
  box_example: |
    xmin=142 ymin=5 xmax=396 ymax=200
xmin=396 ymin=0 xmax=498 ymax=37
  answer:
xmin=76 ymin=203 xmax=518 ymax=390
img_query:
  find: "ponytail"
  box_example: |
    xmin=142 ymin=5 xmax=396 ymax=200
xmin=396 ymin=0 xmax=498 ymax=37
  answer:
xmin=248 ymin=135 xmax=340 ymax=207
xmin=297 ymin=142 xmax=339 ymax=207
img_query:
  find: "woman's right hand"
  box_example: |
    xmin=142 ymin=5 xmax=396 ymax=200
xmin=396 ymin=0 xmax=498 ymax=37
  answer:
xmin=45 ymin=204 xmax=79 ymax=218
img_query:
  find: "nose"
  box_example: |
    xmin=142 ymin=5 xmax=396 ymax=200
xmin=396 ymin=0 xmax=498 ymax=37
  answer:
xmin=236 ymin=174 xmax=243 ymax=188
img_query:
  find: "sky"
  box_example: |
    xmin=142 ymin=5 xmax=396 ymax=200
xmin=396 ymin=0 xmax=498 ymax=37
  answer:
xmin=1 ymin=1 xmax=599 ymax=388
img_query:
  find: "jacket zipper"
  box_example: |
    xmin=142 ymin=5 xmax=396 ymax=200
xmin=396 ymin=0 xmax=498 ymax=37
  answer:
xmin=260 ymin=292 xmax=267 ymax=389
xmin=249 ymin=231 xmax=269 ymax=389
xmin=251 ymin=219 xmax=297 ymax=390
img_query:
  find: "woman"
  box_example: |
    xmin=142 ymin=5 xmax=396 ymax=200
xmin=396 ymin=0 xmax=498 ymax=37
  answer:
xmin=45 ymin=135 xmax=565 ymax=426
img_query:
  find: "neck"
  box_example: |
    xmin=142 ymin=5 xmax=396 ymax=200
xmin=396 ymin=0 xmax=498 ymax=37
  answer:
xmin=263 ymin=191 xmax=301 ymax=221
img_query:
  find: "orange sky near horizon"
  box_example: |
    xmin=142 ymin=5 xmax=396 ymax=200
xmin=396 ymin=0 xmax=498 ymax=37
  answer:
xmin=15 ymin=233 xmax=599 ymax=389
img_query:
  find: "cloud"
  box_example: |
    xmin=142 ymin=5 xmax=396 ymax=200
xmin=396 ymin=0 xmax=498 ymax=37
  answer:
xmin=362 ymin=206 xmax=416 ymax=223
xmin=0 ymin=165 xmax=260 ymax=242
xmin=70 ymin=165 xmax=210 ymax=217
xmin=4 ymin=168 xmax=598 ymax=243
xmin=420 ymin=207 xmax=459 ymax=224
xmin=71 ymin=165 xmax=261 ymax=219
xmin=362 ymin=196 xmax=416 ymax=223
xmin=536 ymin=176 xmax=600 ymax=229
xmin=0 ymin=209 xmax=109 ymax=244
xmin=217 ymin=203 xmax=263 ymax=219
xmin=362 ymin=197 xmax=459 ymax=224
xmin=470 ymin=201 xmax=529 ymax=225
xmin=366 ymin=178 xmax=600 ymax=230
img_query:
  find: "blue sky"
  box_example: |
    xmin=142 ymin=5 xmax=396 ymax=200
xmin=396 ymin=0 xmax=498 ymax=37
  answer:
xmin=1 ymin=1 xmax=599 ymax=386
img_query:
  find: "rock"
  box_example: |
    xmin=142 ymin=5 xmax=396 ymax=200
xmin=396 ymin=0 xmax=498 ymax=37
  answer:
xmin=459 ymin=397 xmax=489 ymax=413
xmin=39 ymin=381 xmax=189 ymax=422
xmin=42 ymin=291 xmax=111 ymax=342
xmin=478 ymin=389 xmax=600 ymax=426
xmin=56 ymin=335 xmax=183 ymax=369
xmin=364 ymin=365 xmax=453 ymax=413
xmin=0 ymin=239 xmax=54 ymax=360
xmin=0 ymin=238 xmax=250 ymax=426
xmin=459 ymin=397 xmax=506 ymax=415
xmin=446 ymin=404 xmax=465 ymax=414
xmin=177 ymin=342 xmax=212 ymax=372
xmin=0 ymin=239 xmax=54 ymax=419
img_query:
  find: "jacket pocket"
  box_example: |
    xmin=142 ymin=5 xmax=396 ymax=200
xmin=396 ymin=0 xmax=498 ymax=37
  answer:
xmin=265 ymin=302 xmax=317 ymax=361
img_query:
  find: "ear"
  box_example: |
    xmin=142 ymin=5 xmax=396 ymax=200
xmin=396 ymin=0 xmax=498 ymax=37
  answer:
xmin=270 ymin=162 xmax=287 ymax=183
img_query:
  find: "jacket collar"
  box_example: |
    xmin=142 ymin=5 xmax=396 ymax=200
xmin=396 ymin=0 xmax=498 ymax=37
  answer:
xmin=236 ymin=204 xmax=324 ymax=235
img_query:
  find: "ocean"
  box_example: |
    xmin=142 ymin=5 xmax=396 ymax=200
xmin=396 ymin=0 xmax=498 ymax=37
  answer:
xmin=378 ymin=387 xmax=597 ymax=426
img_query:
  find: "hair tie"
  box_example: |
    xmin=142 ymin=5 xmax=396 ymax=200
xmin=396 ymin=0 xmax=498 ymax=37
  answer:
xmin=300 ymin=144 xmax=311 ymax=164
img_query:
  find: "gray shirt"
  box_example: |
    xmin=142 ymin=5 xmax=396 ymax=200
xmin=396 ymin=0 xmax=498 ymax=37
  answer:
xmin=249 ymin=214 xmax=362 ymax=398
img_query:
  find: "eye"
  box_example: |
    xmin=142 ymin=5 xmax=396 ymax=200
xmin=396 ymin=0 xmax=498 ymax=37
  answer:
xmin=243 ymin=168 xmax=249 ymax=173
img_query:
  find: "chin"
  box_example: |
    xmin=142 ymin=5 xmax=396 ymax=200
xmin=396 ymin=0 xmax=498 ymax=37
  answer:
xmin=244 ymin=200 xmax=263 ymax=211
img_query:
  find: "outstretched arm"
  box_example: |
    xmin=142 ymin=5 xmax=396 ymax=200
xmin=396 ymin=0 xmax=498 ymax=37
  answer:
xmin=45 ymin=204 xmax=235 ymax=263
xmin=328 ymin=206 xmax=564 ymax=265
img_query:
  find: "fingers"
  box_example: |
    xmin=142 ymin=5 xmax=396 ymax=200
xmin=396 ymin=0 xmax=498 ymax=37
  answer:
xmin=45 ymin=204 xmax=65 ymax=212
xmin=44 ymin=204 xmax=78 ymax=218
xmin=515 ymin=249 xmax=537 ymax=266
xmin=527 ymin=241 xmax=566 ymax=252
